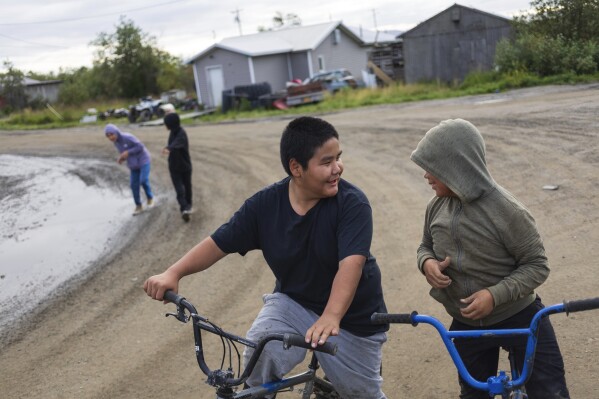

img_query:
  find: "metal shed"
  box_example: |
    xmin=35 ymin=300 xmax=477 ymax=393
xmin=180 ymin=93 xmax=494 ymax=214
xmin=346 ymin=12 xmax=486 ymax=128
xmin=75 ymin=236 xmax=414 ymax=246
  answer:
xmin=186 ymin=21 xmax=370 ymax=108
xmin=401 ymin=4 xmax=513 ymax=84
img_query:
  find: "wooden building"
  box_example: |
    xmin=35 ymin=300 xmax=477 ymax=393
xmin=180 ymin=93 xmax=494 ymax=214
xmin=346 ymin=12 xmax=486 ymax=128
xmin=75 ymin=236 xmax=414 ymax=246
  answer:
xmin=401 ymin=4 xmax=512 ymax=84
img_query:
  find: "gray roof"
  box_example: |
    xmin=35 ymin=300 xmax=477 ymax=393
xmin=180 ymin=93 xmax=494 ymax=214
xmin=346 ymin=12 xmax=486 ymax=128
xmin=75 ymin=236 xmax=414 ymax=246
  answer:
xmin=22 ymin=77 xmax=62 ymax=86
xmin=346 ymin=26 xmax=400 ymax=44
xmin=400 ymin=3 xmax=511 ymax=38
xmin=187 ymin=21 xmax=364 ymax=63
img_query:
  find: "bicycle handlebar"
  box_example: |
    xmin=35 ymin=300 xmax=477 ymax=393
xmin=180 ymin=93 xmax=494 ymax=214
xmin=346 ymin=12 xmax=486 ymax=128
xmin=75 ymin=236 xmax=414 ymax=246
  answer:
xmin=164 ymin=290 xmax=198 ymax=314
xmin=371 ymin=311 xmax=417 ymax=325
xmin=371 ymin=297 xmax=599 ymax=397
xmin=162 ymin=290 xmax=337 ymax=388
xmin=163 ymin=289 xmax=184 ymax=305
xmin=283 ymin=333 xmax=338 ymax=355
xmin=564 ymin=297 xmax=599 ymax=314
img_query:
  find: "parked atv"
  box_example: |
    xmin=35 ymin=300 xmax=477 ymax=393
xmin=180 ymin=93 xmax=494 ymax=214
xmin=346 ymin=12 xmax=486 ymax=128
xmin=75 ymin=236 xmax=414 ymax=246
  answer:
xmin=98 ymin=108 xmax=129 ymax=120
xmin=128 ymin=97 xmax=165 ymax=123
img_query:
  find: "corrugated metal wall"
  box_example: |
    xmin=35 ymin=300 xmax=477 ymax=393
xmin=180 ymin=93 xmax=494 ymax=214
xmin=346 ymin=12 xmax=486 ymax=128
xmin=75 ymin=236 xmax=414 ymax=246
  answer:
xmin=25 ymin=83 xmax=62 ymax=103
xmin=403 ymin=5 xmax=512 ymax=84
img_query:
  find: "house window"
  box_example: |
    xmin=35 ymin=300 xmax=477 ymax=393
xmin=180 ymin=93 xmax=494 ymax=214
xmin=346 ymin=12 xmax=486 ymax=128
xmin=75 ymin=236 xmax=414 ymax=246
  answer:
xmin=318 ymin=56 xmax=325 ymax=72
xmin=333 ymin=29 xmax=341 ymax=45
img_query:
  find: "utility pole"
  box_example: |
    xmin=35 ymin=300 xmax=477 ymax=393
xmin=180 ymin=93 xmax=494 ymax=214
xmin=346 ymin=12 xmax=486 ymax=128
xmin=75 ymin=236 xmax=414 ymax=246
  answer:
xmin=232 ymin=8 xmax=243 ymax=36
xmin=372 ymin=8 xmax=378 ymax=31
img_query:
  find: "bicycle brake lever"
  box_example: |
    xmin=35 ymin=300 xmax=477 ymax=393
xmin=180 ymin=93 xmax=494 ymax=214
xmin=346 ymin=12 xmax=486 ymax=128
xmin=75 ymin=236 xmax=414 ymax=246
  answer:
xmin=165 ymin=307 xmax=188 ymax=322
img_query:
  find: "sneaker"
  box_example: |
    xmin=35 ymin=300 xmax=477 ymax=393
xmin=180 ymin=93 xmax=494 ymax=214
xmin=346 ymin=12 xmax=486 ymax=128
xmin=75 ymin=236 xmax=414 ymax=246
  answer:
xmin=133 ymin=205 xmax=143 ymax=216
xmin=147 ymin=198 xmax=155 ymax=208
xmin=181 ymin=210 xmax=191 ymax=222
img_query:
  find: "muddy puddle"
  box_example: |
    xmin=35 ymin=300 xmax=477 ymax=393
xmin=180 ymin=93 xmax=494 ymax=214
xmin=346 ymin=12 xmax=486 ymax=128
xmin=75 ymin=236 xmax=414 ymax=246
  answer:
xmin=0 ymin=154 xmax=132 ymax=332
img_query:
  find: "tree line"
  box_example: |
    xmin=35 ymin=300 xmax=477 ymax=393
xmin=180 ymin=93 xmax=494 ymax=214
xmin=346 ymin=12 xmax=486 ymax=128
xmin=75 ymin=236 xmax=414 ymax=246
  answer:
xmin=495 ymin=0 xmax=599 ymax=76
xmin=0 ymin=17 xmax=194 ymax=114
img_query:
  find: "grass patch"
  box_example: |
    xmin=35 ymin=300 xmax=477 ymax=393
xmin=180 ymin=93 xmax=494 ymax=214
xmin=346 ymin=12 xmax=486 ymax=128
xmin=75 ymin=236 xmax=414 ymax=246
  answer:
xmin=0 ymin=99 xmax=134 ymax=130
xmin=2 ymin=73 xmax=598 ymax=130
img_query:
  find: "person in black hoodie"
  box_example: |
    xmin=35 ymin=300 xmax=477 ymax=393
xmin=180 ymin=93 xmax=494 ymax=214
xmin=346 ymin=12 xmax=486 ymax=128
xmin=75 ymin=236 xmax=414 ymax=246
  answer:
xmin=162 ymin=113 xmax=193 ymax=222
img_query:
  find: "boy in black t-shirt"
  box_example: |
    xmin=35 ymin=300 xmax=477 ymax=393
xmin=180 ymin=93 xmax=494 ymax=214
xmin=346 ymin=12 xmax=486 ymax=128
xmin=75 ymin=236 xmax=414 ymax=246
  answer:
xmin=144 ymin=116 xmax=388 ymax=398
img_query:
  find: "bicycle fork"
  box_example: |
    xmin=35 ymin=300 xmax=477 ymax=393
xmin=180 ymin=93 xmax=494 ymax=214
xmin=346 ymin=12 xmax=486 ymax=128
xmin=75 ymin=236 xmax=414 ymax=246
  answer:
xmin=486 ymin=348 xmax=528 ymax=399
xmin=300 ymin=353 xmax=321 ymax=399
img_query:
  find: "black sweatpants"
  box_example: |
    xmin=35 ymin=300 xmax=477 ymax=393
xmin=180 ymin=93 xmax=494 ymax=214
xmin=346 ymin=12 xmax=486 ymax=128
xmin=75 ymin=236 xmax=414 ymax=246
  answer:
xmin=169 ymin=169 xmax=192 ymax=212
xmin=451 ymin=296 xmax=570 ymax=399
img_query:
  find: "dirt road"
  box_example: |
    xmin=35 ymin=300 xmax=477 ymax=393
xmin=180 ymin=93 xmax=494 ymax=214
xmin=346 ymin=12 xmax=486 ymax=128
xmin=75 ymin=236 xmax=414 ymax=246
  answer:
xmin=1 ymin=83 xmax=598 ymax=398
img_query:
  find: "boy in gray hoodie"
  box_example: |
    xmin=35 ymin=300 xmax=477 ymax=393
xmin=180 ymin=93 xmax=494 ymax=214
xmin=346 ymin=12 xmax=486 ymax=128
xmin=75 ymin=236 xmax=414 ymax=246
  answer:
xmin=411 ymin=119 xmax=569 ymax=398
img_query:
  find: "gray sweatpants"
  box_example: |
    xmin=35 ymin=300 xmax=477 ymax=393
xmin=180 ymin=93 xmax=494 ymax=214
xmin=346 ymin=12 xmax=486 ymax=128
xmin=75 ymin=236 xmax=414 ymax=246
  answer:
xmin=243 ymin=292 xmax=387 ymax=399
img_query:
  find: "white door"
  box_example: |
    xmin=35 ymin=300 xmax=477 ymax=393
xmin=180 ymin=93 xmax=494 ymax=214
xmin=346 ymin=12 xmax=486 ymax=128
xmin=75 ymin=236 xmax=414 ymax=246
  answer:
xmin=206 ymin=66 xmax=224 ymax=107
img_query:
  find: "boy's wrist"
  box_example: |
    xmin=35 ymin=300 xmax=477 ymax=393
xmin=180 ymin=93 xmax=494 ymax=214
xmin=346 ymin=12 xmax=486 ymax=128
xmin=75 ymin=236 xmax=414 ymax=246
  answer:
xmin=419 ymin=257 xmax=434 ymax=274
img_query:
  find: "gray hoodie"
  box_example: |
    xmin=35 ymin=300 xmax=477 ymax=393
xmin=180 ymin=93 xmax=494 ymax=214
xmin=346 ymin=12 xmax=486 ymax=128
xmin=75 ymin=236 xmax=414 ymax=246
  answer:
xmin=410 ymin=119 xmax=549 ymax=326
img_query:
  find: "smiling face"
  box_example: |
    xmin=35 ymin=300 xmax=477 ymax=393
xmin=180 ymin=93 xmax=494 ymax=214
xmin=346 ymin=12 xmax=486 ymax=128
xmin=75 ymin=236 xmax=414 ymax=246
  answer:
xmin=424 ymin=171 xmax=455 ymax=197
xmin=294 ymin=137 xmax=343 ymax=199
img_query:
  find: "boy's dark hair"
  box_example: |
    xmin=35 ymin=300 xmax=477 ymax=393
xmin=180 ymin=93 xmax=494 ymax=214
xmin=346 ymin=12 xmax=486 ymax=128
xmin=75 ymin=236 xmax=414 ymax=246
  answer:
xmin=280 ymin=116 xmax=339 ymax=175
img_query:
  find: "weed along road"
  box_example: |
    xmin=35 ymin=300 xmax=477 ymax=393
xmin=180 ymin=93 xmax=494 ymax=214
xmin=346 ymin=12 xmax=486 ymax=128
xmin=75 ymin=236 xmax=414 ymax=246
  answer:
xmin=1 ymin=83 xmax=598 ymax=398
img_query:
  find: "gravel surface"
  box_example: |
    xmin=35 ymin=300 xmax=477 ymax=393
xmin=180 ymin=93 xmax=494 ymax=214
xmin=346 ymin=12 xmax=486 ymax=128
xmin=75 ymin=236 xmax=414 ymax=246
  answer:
xmin=1 ymin=83 xmax=598 ymax=398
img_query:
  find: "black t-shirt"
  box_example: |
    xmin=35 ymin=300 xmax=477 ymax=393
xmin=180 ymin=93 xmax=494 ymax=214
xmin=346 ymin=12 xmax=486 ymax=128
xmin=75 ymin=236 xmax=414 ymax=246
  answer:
xmin=211 ymin=177 xmax=387 ymax=336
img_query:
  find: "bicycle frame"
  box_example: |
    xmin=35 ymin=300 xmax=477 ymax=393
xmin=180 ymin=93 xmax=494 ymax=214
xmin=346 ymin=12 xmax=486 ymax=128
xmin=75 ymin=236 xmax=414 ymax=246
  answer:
xmin=224 ymin=354 xmax=336 ymax=398
xmin=163 ymin=290 xmax=338 ymax=399
xmin=372 ymin=297 xmax=599 ymax=398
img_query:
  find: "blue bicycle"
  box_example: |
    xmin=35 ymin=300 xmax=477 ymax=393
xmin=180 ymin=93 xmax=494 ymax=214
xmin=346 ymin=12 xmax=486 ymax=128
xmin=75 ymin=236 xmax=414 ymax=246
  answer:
xmin=162 ymin=290 xmax=341 ymax=399
xmin=372 ymin=296 xmax=599 ymax=398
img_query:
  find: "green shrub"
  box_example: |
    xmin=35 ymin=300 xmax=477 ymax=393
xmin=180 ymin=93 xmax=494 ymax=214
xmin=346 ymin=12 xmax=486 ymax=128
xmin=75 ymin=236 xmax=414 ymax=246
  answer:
xmin=496 ymin=33 xmax=599 ymax=77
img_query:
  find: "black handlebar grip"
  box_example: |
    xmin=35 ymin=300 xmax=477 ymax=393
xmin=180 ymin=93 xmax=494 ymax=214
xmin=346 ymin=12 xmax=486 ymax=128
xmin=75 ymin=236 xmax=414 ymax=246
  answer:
xmin=163 ymin=290 xmax=184 ymax=304
xmin=371 ymin=312 xmax=417 ymax=325
xmin=564 ymin=297 xmax=599 ymax=314
xmin=283 ymin=333 xmax=338 ymax=355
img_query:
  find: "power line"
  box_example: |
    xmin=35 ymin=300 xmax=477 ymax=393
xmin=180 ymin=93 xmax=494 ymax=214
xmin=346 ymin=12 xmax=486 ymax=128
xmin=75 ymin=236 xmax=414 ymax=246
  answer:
xmin=0 ymin=32 xmax=67 ymax=48
xmin=0 ymin=0 xmax=188 ymax=26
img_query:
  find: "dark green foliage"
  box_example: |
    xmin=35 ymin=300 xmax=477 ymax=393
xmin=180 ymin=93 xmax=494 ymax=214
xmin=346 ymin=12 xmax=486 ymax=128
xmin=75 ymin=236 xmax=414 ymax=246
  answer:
xmin=495 ymin=0 xmax=599 ymax=76
xmin=0 ymin=61 xmax=27 ymax=113
xmin=521 ymin=0 xmax=599 ymax=41
xmin=495 ymin=33 xmax=599 ymax=76
xmin=91 ymin=17 xmax=189 ymax=99
xmin=55 ymin=17 xmax=194 ymax=105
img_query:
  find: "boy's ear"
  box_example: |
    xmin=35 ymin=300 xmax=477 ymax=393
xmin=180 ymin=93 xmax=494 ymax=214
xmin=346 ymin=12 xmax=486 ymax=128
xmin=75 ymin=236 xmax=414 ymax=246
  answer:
xmin=289 ymin=158 xmax=302 ymax=177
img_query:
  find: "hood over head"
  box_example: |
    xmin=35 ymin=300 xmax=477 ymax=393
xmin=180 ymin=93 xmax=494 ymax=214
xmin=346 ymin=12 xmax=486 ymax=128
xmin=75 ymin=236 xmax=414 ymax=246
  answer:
xmin=164 ymin=113 xmax=180 ymax=130
xmin=410 ymin=119 xmax=495 ymax=203
xmin=104 ymin=123 xmax=122 ymax=138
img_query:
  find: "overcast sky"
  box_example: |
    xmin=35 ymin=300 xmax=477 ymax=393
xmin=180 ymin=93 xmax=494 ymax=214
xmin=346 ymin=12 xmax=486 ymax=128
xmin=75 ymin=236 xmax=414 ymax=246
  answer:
xmin=0 ymin=0 xmax=533 ymax=75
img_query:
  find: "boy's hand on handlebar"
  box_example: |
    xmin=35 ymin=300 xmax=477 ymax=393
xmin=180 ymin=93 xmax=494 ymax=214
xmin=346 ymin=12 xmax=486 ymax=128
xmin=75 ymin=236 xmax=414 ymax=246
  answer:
xmin=143 ymin=271 xmax=179 ymax=303
xmin=423 ymin=257 xmax=452 ymax=288
xmin=460 ymin=289 xmax=494 ymax=320
xmin=305 ymin=313 xmax=340 ymax=348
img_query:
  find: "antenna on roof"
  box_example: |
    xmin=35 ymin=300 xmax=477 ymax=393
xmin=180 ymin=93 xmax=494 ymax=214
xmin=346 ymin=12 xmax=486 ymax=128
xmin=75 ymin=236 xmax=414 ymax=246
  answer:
xmin=232 ymin=8 xmax=243 ymax=36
